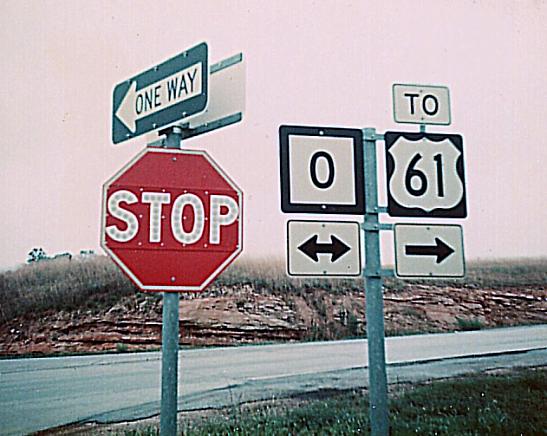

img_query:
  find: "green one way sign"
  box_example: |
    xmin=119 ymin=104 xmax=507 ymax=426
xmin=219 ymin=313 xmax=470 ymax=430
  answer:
xmin=112 ymin=42 xmax=208 ymax=144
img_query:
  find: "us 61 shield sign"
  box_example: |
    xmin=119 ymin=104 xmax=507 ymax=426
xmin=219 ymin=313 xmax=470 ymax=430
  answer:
xmin=385 ymin=131 xmax=467 ymax=218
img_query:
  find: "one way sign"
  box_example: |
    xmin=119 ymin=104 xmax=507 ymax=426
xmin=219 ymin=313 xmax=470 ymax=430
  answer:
xmin=394 ymin=224 xmax=465 ymax=278
xmin=287 ymin=220 xmax=361 ymax=277
xmin=112 ymin=42 xmax=208 ymax=144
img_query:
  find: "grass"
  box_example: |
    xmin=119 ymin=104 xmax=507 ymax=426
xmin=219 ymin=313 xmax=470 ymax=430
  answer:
xmin=1 ymin=255 xmax=545 ymax=325
xmin=111 ymin=367 xmax=546 ymax=435
xmin=0 ymin=256 xmax=137 ymax=323
xmin=456 ymin=317 xmax=484 ymax=331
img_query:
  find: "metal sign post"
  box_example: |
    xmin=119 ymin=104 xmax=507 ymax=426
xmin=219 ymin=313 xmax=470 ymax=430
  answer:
xmin=362 ymin=128 xmax=389 ymax=436
xmin=160 ymin=128 xmax=183 ymax=436
xmin=160 ymin=292 xmax=180 ymax=435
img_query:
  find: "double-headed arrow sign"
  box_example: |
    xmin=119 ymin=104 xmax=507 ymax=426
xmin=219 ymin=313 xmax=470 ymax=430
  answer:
xmin=298 ymin=234 xmax=351 ymax=262
xmin=287 ymin=221 xmax=361 ymax=277
xmin=112 ymin=42 xmax=208 ymax=144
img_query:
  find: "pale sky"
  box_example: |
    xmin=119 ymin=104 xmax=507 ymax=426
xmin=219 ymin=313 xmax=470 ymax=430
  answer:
xmin=1 ymin=0 xmax=546 ymax=270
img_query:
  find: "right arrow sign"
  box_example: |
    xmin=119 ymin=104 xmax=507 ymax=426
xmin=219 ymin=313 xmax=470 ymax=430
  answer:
xmin=394 ymin=224 xmax=465 ymax=278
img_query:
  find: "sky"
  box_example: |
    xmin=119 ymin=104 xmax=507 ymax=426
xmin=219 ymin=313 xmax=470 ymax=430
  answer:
xmin=1 ymin=0 xmax=546 ymax=271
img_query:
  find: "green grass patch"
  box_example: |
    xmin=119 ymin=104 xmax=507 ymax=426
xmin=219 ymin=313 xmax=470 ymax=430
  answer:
xmin=456 ymin=317 xmax=484 ymax=331
xmin=120 ymin=368 xmax=546 ymax=435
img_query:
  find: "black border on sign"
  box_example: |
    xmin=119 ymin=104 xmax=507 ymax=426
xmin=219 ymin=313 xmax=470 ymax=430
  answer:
xmin=393 ymin=223 xmax=465 ymax=279
xmin=279 ymin=125 xmax=365 ymax=214
xmin=286 ymin=219 xmax=362 ymax=277
xmin=385 ymin=131 xmax=467 ymax=218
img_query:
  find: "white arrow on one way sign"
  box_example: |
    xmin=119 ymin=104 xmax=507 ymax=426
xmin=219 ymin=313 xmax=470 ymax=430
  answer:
xmin=116 ymin=62 xmax=203 ymax=133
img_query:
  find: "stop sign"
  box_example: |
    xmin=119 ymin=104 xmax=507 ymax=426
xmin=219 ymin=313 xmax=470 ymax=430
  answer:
xmin=101 ymin=147 xmax=243 ymax=292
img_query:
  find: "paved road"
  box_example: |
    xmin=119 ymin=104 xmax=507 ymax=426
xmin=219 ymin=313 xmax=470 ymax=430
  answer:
xmin=1 ymin=325 xmax=546 ymax=435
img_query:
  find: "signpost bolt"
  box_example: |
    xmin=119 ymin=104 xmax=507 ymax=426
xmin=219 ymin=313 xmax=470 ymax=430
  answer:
xmin=170 ymin=276 xmax=176 ymax=282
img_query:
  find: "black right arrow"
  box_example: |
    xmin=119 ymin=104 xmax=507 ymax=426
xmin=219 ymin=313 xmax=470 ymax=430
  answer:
xmin=405 ymin=237 xmax=455 ymax=264
xmin=298 ymin=234 xmax=351 ymax=263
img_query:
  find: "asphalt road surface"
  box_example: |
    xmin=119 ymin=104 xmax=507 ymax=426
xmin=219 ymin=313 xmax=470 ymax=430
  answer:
xmin=1 ymin=325 xmax=546 ymax=435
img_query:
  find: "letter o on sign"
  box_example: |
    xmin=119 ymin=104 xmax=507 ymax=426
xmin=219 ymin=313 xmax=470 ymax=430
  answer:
xmin=310 ymin=151 xmax=335 ymax=189
xmin=422 ymin=95 xmax=439 ymax=116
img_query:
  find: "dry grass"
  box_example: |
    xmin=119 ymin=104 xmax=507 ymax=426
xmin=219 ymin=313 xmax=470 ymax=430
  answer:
xmin=1 ymin=255 xmax=545 ymax=324
xmin=0 ymin=256 xmax=136 ymax=323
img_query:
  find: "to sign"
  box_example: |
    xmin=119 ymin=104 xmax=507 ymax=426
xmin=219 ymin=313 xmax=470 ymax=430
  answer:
xmin=385 ymin=131 xmax=467 ymax=218
xmin=394 ymin=224 xmax=465 ymax=278
xmin=112 ymin=42 xmax=208 ymax=144
xmin=393 ymin=84 xmax=451 ymax=125
xmin=279 ymin=125 xmax=364 ymax=214
xmin=287 ymin=220 xmax=361 ymax=277
xmin=101 ymin=147 xmax=243 ymax=291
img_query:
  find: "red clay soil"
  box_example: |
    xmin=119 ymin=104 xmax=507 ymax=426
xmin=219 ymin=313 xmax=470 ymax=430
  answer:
xmin=1 ymin=284 xmax=545 ymax=357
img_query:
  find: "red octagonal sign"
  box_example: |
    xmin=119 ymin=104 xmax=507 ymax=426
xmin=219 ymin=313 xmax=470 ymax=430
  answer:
xmin=101 ymin=147 xmax=243 ymax=292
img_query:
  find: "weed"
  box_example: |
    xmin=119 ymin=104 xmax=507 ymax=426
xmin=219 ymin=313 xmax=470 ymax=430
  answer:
xmin=116 ymin=343 xmax=129 ymax=353
xmin=456 ymin=317 xmax=484 ymax=331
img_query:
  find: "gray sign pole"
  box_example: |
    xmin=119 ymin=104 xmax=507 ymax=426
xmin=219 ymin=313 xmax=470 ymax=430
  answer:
xmin=362 ymin=127 xmax=389 ymax=435
xmin=160 ymin=127 xmax=183 ymax=436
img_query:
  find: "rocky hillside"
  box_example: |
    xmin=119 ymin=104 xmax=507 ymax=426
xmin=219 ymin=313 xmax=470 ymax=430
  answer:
xmin=0 ymin=257 xmax=545 ymax=356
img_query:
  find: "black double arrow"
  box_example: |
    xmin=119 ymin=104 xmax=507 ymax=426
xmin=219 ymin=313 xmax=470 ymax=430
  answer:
xmin=405 ymin=237 xmax=455 ymax=264
xmin=297 ymin=234 xmax=351 ymax=263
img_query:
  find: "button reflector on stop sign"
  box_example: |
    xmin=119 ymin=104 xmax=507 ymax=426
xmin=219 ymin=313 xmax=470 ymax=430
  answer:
xmin=101 ymin=147 xmax=243 ymax=292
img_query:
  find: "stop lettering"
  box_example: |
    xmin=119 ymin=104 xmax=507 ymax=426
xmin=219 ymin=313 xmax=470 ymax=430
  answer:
xmin=105 ymin=190 xmax=238 ymax=246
